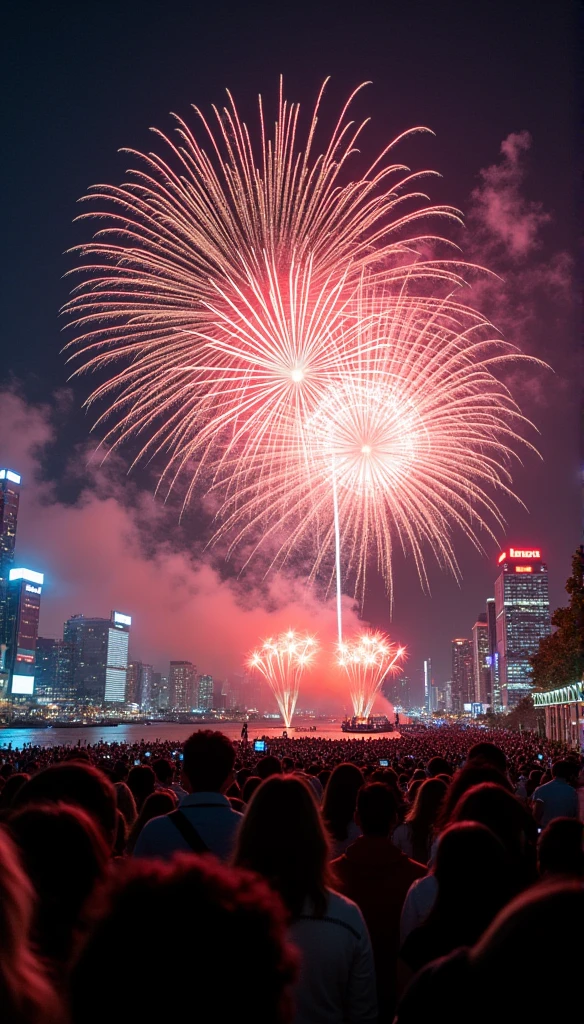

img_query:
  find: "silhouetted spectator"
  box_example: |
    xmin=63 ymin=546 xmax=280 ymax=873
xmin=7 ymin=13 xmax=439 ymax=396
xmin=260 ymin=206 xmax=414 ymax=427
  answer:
xmin=332 ymin=782 xmax=426 ymax=1019
xmin=322 ymin=763 xmax=364 ymax=857
xmin=134 ymin=730 xmax=241 ymax=860
xmin=235 ymin=775 xmax=377 ymax=1023
xmin=242 ymin=775 xmax=262 ymax=803
xmin=398 ymin=823 xmax=511 ymax=991
xmin=532 ymin=759 xmax=579 ymax=826
xmin=127 ymin=790 xmax=178 ymax=853
xmin=127 ymin=765 xmax=156 ymax=812
xmin=427 ymin=756 xmax=451 ymax=777
xmin=13 ymin=762 xmax=117 ymax=850
xmin=0 ymin=828 xmax=62 ymax=1023
xmin=537 ymin=817 xmax=584 ymax=877
xmin=256 ymin=755 xmax=283 ymax=779
xmin=392 ymin=778 xmax=447 ymax=864
xmin=466 ymin=741 xmax=507 ymax=775
xmin=70 ymin=855 xmax=298 ymax=1024
xmin=152 ymin=757 xmax=187 ymax=801
xmin=0 ymin=772 xmax=30 ymax=811
xmin=114 ymin=781 xmax=137 ymax=828
xmin=8 ymin=802 xmax=109 ymax=968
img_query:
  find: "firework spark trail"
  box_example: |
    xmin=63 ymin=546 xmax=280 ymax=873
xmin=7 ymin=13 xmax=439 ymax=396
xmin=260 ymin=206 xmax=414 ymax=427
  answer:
xmin=63 ymin=80 xmax=478 ymax=498
xmin=210 ymin=286 xmax=545 ymax=607
xmin=249 ymin=630 xmax=318 ymax=727
xmin=337 ymin=630 xmax=405 ymax=718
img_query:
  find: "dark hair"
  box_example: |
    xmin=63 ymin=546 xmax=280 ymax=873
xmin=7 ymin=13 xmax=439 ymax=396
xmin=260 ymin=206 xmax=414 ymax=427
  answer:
xmin=551 ymin=759 xmax=578 ymax=781
xmin=242 ymin=775 xmax=263 ymax=803
xmin=0 ymin=829 xmax=62 ymax=1024
xmin=13 ymin=762 xmax=117 ymax=848
xmin=438 ymin=765 xmax=512 ymax=830
xmin=127 ymin=790 xmax=178 ymax=854
xmin=537 ymin=818 xmax=584 ymax=877
xmin=428 ymin=823 xmax=511 ymax=942
xmin=449 ymin=783 xmax=535 ymax=880
xmin=357 ymin=782 xmax=398 ymax=837
xmin=0 ymin=773 xmax=30 ymax=810
xmin=8 ymin=802 xmax=109 ymax=962
xmin=322 ymin=763 xmax=364 ymax=841
xmin=427 ymin=756 xmax=451 ymax=777
xmin=256 ymin=755 xmax=283 ymax=780
xmin=466 ymin=742 xmax=507 ymax=774
xmin=151 ymin=758 xmax=173 ymax=783
xmin=127 ymin=766 xmax=156 ymax=811
xmin=405 ymin=778 xmax=448 ymax=863
xmin=234 ymin=776 xmax=332 ymax=918
xmin=70 ymin=856 xmax=297 ymax=1024
xmin=182 ymin=730 xmax=235 ymax=791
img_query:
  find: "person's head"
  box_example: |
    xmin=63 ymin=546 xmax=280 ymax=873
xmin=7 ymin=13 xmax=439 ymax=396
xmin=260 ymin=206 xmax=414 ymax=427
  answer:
xmin=429 ymin=822 xmax=512 ymax=940
xmin=322 ymin=763 xmax=364 ymax=841
xmin=0 ymin=827 xmax=62 ymax=1023
xmin=70 ymin=856 xmax=297 ymax=1024
xmin=405 ymin=777 xmax=448 ymax=861
xmin=127 ymin=765 xmax=156 ymax=811
xmin=242 ymin=776 xmax=263 ymax=803
xmin=114 ymin=781 xmax=137 ymax=827
xmin=152 ymin=758 xmax=173 ymax=785
xmin=234 ymin=775 xmax=332 ymax=918
xmin=356 ymin=782 xmax=398 ymax=837
xmin=0 ymin=762 xmax=14 ymax=780
xmin=466 ymin=742 xmax=507 ymax=775
xmin=468 ymin=882 xmax=584 ymax=1022
xmin=537 ymin=818 xmax=584 ymax=878
xmin=551 ymin=759 xmax=578 ymax=782
xmin=281 ymin=757 xmax=294 ymax=773
xmin=427 ymin=756 xmax=451 ymax=778
xmin=438 ymin=765 xmax=512 ymax=829
xmin=449 ymin=783 xmax=533 ymax=870
xmin=127 ymin=790 xmax=177 ymax=853
xmin=256 ymin=755 xmax=283 ymax=780
xmin=182 ymin=730 xmax=236 ymax=793
xmin=13 ymin=762 xmax=117 ymax=850
xmin=111 ymin=760 xmax=128 ymax=783
xmin=8 ymin=803 xmax=110 ymax=961
xmin=0 ymin=772 xmax=30 ymax=810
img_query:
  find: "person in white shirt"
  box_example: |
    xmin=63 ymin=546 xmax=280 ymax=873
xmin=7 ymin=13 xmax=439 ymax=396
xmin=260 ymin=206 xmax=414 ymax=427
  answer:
xmin=234 ymin=775 xmax=377 ymax=1024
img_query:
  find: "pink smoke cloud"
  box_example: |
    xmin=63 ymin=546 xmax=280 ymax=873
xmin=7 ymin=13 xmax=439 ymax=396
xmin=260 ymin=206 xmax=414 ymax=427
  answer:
xmin=0 ymin=390 xmax=367 ymax=712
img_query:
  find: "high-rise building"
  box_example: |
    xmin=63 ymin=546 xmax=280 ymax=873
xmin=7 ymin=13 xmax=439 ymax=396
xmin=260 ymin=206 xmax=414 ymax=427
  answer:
xmin=151 ymin=672 xmax=169 ymax=710
xmin=486 ymin=598 xmax=501 ymax=711
xmin=423 ymin=659 xmax=432 ymax=713
xmin=451 ymin=638 xmax=473 ymax=714
xmin=197 ymin=674 xmax=214 ymax=710
xmin=126 ymin=661 xmax=153 ymax=709
xmin=472 ymin=614 xmax=490 ymax=705
xmin=495 ymin=546 xmax=551 ymax=708
xmin=4 ymin=568 xmax=44 ymax=696
xmin=169 ymin=661 xmax=197 ymax=710
xmin=0 ymin=470 xmax=21 ymax=653
xmin=64 ymin=611 xmax=131 ymax=704
xmin=35 ymin=637 xmax=75 ymax=703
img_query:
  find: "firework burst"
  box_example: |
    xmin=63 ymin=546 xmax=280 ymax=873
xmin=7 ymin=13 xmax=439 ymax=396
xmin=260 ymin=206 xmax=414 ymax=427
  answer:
xmin=338 ymin=630 xmax=405 ymax=718
xmin=249 ymin=629 xmax=318 ymax=727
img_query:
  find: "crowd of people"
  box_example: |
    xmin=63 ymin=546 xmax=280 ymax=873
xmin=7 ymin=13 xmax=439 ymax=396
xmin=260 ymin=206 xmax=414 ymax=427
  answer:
xmin=0 ymin=723 xmax=582 ymax=1022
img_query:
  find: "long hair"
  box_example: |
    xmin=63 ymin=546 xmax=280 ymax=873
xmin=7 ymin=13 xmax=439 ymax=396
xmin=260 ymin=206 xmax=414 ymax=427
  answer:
xmin=405 ymin=778 xmax=448 ymax=863
xmin=322 ymin=763 xmax=364 ymax=842
xmin=0 ymin=827 xmax=62 ymax=1024
xmin=234 ymin=776 xmax=333 ymax=918
xmin=126 ymin=790 xmax=177 ymax=853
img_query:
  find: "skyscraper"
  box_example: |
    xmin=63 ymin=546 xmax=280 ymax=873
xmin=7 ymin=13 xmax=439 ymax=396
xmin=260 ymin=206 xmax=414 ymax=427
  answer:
xmin=64 ymin=611 xmax=131 ymax=704
xmin=451 ymin=638 xmax=473 ymax=714
xmin=197 ymin=673 xmax=214 ymax=710
xmin=35 ymin=637 xmax=75 ymax=703
xmin=0 ymin=470 xmax=21 ymax=652
xmin=472 ymin=613 xmax=490 ymax=705
xmin=423 ymin=658 xmax=432 ymax=713
xmin=486 ymin=598 xmax=501 ymax=711
xmin=495 ymin=546 xmax=551 ymax=708
xmin=4 ymin=567 xmax=44 ymax=696
xmin=169 ymin=661 xmax=197 ymax=710
xmin=126 ymin=661 xmax=153 ymax=709
xmin=382 ymin=674 xmax=411 ymax=710
xmin=151 ymin=672 xmax=169 ymax=710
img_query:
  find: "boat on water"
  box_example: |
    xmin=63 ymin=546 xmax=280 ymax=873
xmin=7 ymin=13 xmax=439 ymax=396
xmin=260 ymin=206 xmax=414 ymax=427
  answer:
xmin=341 ymin=715 xmax=394 ymax=734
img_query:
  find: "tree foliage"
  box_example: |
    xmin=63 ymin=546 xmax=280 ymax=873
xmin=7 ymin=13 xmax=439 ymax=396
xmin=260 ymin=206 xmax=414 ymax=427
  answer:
xmin=530 ymin=546 xmax=584 ymax=691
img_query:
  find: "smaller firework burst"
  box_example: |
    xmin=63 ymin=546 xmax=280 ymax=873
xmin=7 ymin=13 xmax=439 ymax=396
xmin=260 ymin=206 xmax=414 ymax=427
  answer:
xmin=249 ymin=630 xmax=318 ymax=728
xmin=337 ymin=630 xmax=405 ymax=718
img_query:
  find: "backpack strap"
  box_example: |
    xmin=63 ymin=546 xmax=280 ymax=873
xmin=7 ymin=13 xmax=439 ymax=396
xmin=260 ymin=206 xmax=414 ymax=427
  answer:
xmin=168 ymin=810 xmax=210 ymax=854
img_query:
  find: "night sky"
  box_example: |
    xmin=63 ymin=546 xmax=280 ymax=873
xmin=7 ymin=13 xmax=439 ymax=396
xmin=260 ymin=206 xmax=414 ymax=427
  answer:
xmin=1 ymin=0 xmax=580 ymax=703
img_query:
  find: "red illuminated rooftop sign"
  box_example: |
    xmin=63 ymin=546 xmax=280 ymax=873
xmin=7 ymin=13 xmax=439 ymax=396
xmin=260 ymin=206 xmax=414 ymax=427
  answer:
xmin=498 ymin=547 xmax=541 ymax=563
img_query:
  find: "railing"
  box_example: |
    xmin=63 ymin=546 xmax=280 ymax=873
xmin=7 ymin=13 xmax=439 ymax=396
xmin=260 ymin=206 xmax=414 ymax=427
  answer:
xmin=533 ymin=683 xmax=584 ymax=706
